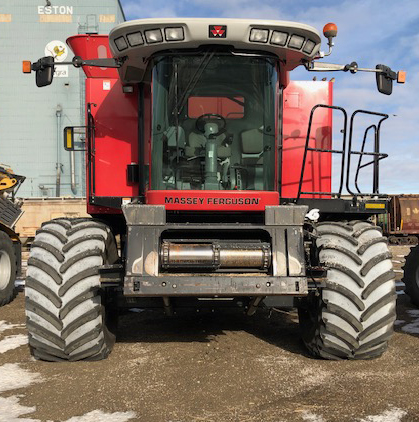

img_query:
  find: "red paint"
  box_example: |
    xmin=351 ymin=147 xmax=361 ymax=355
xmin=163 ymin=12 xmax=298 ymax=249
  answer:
xmin=85 ymin=78 xmax=139 ymax=205
xmin=147 ymin=190 xmax=279 ymax=211
xmin=282 ymin=81 xmax=333 ymax=198
xmin=188 ymin=96 xmax=244 ymax=119
xmin=210 ymin=25 xmax=226 ymax=37
xmin=67 ymin=35 xmax=118 ymax=79
xmin=87 ymin=203 xmax=120 ymax=215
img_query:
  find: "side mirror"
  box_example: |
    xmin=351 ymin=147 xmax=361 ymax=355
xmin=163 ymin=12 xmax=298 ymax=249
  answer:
xmin=64 ymin=127 xmax=75 ymax=151
xmin=33 ymin=56 xmax=55 ymax=87
xmin=64 ymin=126 xmax=87 ymax=151
xmin=376 ymin=65 xmax=394 ymax=95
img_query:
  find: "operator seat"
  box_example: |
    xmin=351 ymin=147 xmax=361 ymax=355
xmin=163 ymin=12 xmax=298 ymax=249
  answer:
xmin=240 ymin=128 xmax=264 ymax=190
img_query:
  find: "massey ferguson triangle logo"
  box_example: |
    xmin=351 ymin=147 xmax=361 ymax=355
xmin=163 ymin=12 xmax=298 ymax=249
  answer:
xmin=209 ymin=25 xmax=227 ymax=38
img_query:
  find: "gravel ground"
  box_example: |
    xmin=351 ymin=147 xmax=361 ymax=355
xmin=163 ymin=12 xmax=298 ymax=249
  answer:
xmin=0 ymin=245 xmax=418 ymax=422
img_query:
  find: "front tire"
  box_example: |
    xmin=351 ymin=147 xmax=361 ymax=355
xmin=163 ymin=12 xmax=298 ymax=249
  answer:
xmin=299 ymin=220 xmax=396 ymax=360
xmin=25 ymin=218 xmax=119 ymax=361
xmin=0 ymin=231 xmax=16 ymax=307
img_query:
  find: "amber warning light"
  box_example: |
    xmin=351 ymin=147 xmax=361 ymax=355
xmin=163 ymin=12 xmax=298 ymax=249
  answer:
xmin=322 ymin=22 xmax=338 ymax=56
xmin=323 ymin=23 xmax=338 ymax=39
xmin=22 ymin=61 xmax=32 ymax=73
xmin=397 ymin=70 xmax=406 ymax=84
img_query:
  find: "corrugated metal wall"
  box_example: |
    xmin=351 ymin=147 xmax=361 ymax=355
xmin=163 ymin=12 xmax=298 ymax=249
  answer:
xmin=0 ymin=0 xmax=125 ymax=198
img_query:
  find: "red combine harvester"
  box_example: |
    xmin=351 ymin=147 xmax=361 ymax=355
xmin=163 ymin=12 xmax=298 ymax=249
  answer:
xmin=23 ymin=18 xmax=405 ymax=361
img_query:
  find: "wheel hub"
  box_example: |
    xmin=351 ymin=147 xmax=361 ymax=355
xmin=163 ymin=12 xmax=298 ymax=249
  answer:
xmin=0 ymin=250 xmax=12 ymax=290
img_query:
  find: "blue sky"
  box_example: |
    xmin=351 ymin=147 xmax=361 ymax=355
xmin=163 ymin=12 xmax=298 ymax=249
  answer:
xmin=121 ymin=0 xmax=419 ymax=194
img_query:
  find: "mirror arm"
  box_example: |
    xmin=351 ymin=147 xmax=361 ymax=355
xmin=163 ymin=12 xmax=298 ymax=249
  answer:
xmin=71 ymin=56 xmax=123 ymax=68
xmin=31 ymin=56 xmax=123 ymax=71
xmin=306 ymin=61 xmax=398 ymax=79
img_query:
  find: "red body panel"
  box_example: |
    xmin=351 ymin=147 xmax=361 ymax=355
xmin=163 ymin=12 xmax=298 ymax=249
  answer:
xmin=282 ymin=81 xmax=333 ymax=198
xmin=147 ymin=190 xmax=279 ymax=211
xmin=67 ymin=35 xmax=118 ymax=79
xmin=85 ymin=78 xmax=139 ymax=214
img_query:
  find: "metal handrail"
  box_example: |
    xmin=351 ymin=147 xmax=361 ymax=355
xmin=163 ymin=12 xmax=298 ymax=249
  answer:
xmin=296 ymin=106 xmax=389 ymax=201
xmin=346 ymin=110 xmax=389 ymax=196
xmin=296 ymin=104 xmax=348 ymax=200
xmin=87 ymin=103 xmax=96 ymax=200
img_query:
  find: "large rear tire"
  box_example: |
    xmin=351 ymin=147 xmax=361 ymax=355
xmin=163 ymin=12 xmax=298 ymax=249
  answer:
xmin=25 ymin=218 xmax=119 ymax=361
xmin=402 ymin=245 xmax=419 ymax=307
xmin=0 ymin=231 xmax=16 ymax=307
xmin=299 ymin=220 xmax=396 ymax=360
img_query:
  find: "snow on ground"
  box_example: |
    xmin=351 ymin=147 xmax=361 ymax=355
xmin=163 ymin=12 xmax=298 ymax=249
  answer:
xmin=0 ymin=396 xmax=40 ymax=422
xmin=0 ymin=321 xmax=25 ymax=333
xmin=302 ymin=412 xmax=326 ymax=422
xmin=358 ymin=407 xmax=407 ymax=422
xmin=0 ymin=362 xmax=136 ymax=421
xmin=0 ymin=397 xmax=136 ymax=422
xmin=0 ymin=363 xmax=43 ymax=393
xmin=0 ymin=334 xmax=28 ymax=353
xmin=63 ymin=410 xmax=137 ymax=422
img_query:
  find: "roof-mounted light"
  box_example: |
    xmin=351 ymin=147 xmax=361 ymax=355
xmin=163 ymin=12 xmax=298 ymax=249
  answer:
xmin=165 ymin=27 xmax=184 ymax=42
xmin=322 ymin=23 xmax=338 ymax=56
xmin=249 ymin=28 xmax=269 ymax=43
xmin=127 ymin=32 xmax=144 ymax=47
xmin=288 ymin=34 xmax=305 ymax=50
xmin=323 ymin=23 xmax=338 ymax=40
xmin=303 ymin=39 xmax=316 ymax=54
xmin=270 ymin=31 xmax=288 ymax=46
xmin=114 ymin=36 xmax=128 ymax=51
xmin=145 ymin=29 xmax=163 ymax=44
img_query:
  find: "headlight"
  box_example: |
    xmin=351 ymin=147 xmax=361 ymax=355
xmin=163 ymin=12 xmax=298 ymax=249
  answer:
xmin=303 ymin=39 xmax=316 ymax=54
xmin=270 ymin=31 xmax=288 ymax=46
xmin=249 ymin=28 xmax=269 ymax=43
xmin=144 ymin=29 xmax=163 ymax=44
xmin=127 ymin=32 xmax=144 ymax=47
xmin=165 ymin=27 xmax=184 ymax=42
xmin=288 ymin=34 xmax=305 ymax=50
xmin=114 ymin=36 xmax=128 ymax=51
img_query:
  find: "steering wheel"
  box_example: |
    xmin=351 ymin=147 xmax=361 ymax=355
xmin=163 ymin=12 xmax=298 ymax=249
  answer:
xmin=195 ymin=113 xmax=226 ymax=137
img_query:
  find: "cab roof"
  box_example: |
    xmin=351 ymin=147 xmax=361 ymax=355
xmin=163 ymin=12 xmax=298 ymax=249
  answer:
xmin=109 ymin=18 xmax=322 ymax=83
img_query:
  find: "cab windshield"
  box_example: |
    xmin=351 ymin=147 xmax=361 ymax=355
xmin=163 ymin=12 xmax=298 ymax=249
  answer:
xmin=150 ymin=52 xmax=277 ymax=191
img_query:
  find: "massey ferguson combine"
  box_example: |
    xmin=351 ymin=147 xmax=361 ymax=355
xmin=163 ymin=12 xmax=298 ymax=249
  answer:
xmin=23 ymin=18 xmax=405 ymax=361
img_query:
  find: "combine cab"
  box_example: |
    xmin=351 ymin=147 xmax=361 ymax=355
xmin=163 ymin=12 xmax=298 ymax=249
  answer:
xmin=23 ymin=18 xmax=405 ymax=361
xmin=0 ymin=165 xmax=25 ymax=306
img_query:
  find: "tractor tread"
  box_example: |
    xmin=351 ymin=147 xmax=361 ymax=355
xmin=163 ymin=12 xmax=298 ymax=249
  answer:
xmin=299 ymin=220 xmax=396 ymax=360
xmin=25 ymin=218 xmax=117 ymax=362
